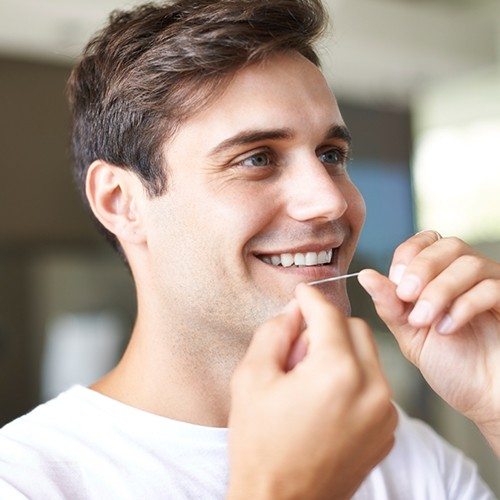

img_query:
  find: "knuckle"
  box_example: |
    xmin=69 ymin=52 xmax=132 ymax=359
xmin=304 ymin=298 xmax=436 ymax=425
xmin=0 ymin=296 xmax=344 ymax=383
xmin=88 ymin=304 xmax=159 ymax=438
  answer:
xmin=482 ymin=278 xmax=499 ymax=295
xmin=413 ymin=254 xmax=434 ymax=271
xmin=341 ymin=362 xmax=364 ymax=391
xmin=393 ymin=233 xmax=436 ymax=266
xmin=458 ymin=254 xmax=485 ymax=274
xmin=317 ymin=359 xmax=362 ymax=393
xmin=369 ymin=384 xmax=393 ymax=413
xmin=392 ymin=241 xmax=411 ymax=264
xmin=443 ymin=236 xmax=465 ymax=253
xmin=421 ymin=284 xmax=448 ymax=305
xmin=458 ymin=294 xmax=477 ymax=316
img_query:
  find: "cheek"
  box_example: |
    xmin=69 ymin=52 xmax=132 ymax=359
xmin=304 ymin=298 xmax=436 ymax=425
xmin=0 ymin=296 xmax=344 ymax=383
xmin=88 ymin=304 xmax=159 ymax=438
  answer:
xmin=144 ymin=195 xmax=195 ymax=261
xmin=346 ymin=183 xmax=366 ymax=232
xmin=209 ymin=187 xmax=278 ymax=243
xmin=340 ymin=183 xmax=366 ymax=267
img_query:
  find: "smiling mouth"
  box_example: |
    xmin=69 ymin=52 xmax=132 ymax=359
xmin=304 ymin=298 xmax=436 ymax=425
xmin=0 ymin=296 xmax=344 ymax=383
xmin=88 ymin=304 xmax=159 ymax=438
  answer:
xmin=255 ymin=247 xmax=338 ymax=268
xmin=254 ymin=247 xmax=340 ymax=282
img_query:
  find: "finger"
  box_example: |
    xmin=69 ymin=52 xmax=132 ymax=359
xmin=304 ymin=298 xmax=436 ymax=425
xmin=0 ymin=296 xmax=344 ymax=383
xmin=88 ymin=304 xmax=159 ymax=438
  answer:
xmin=435 ymin=279 xmax=500 ymax=334
xmin=395 ymin=237 xmax=477 ymax=303
xmin=286 ymin=332 xmax=308 ymax=371
xmin=243 ymin=300 xmax=303 ymax=377
xmin=407 ymin=254 xmax=500 ymax=328
xmin=347 ymin=318 xmax=381 ymax=372
xmin=389 ymin=230 xmax=445 ymax=286
xmin=357 ymin=269 xmax=409 ymax=330
xmin=357 ymin=269 xmax=419 ymax=358
xmin=347 ymin=318 xmax=390 ymax=390
xmin=294 ymin=283 xmax=355 ymax=357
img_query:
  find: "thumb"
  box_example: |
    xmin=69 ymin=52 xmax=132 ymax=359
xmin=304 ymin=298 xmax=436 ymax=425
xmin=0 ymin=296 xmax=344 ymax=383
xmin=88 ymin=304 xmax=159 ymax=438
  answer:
xmin=243 ymin=300 xmax=304 ymax=376
xmin=357 ymin=269 xmax=412 ymax=337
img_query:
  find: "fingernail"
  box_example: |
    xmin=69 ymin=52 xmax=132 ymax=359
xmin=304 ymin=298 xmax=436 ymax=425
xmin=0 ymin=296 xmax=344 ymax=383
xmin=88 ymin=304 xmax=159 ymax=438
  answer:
xmin=409 ymin=300 xmax=432 ymax=325
xmin=389 ymin=264 xmax=406 ymax=285
xmin=397 ymin=275 xmax=420 ymax=298
xmin=283 ymin=299 xmax=298 ymax=314
xmin=436 ymin=314 xmax=454 ymax=334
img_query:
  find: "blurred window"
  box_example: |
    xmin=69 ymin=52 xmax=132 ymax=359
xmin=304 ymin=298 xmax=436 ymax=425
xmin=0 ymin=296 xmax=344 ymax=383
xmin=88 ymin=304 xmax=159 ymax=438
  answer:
xmin=414 ymin=120 xmax=500 ymax=243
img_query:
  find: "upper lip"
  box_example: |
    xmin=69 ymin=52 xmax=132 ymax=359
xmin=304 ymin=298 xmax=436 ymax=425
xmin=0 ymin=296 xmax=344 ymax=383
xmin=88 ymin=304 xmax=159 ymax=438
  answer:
xmin=254 ymin=241 xmax=343 ymax=256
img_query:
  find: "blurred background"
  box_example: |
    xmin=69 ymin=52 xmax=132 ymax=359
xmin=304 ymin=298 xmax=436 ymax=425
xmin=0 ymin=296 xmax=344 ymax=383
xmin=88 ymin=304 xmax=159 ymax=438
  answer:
xmin=0 ymin=0 xmax=499 ymax=494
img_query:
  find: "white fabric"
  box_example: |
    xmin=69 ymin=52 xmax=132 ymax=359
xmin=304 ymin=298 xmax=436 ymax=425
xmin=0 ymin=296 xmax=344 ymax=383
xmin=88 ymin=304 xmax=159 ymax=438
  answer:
xmin=0 ymin=385 xmax=495 ymax=499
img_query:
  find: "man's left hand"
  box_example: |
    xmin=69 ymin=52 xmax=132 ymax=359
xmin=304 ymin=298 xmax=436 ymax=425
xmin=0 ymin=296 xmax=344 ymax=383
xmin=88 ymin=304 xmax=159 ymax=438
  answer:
xmin=358 ymin=230 xmax=500 ymax=455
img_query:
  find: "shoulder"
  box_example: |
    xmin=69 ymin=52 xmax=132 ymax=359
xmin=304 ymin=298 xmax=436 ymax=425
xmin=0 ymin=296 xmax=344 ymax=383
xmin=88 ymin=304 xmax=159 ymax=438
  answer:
xmin=0 ymin=386 xmax=94 ymax=498
xmin=0 ymin=385 xmax=96 ymax=454
xmin=360 ymin=406 xmax=495 ymax=499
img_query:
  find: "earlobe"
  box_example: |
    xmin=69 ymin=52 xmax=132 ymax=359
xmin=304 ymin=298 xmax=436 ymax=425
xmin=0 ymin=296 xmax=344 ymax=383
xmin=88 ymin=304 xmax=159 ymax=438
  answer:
xmin=85 ymin=160 xmax=147 ymax=245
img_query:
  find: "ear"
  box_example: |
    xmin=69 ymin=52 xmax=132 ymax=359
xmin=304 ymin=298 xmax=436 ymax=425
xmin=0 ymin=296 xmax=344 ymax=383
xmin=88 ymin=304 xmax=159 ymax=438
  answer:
xmin=85 ymin=160 xmax=147 ymax=246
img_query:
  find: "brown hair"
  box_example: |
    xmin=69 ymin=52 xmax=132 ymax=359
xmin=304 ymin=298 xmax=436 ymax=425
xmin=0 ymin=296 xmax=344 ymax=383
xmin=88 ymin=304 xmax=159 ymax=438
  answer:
xmin=67 ymin=0 xmax=328 ymax=264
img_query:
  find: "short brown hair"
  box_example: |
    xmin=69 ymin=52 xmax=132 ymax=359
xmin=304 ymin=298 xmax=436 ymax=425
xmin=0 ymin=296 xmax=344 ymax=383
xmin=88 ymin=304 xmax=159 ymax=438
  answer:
xmin=67 ymin=0 xmax=328 ymax=263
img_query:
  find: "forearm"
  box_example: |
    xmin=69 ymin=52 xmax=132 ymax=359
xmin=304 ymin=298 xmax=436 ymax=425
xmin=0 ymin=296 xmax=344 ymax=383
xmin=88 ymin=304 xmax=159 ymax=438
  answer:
xmin=226 ymin=477 xmax=353 ymax=500
xmin=226 ymin=481 xmax=275 ymax=500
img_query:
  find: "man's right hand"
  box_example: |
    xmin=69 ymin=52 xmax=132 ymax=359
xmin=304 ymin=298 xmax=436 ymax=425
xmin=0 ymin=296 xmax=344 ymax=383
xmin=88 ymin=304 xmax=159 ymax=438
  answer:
xmin=227 ymin=283 xmax=397 ymax=500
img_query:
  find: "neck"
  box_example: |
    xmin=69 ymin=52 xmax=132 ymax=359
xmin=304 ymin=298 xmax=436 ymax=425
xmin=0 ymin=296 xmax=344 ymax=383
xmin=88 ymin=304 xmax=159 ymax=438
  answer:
xmin=91 ymin=313 xmax=248 ymax=428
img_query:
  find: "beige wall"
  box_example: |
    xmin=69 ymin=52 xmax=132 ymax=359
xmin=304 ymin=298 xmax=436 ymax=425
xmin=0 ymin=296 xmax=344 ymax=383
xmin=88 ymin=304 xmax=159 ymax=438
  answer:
xmin=0 ymin=56 xmax=103 ymax=422
xmin=0 ymin=57 xmax=97 ymax=244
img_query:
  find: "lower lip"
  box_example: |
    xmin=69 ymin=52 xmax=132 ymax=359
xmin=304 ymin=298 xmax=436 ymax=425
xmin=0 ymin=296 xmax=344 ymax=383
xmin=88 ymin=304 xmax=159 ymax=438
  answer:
xmin=253 ymin=249 xmax=340 ymax=281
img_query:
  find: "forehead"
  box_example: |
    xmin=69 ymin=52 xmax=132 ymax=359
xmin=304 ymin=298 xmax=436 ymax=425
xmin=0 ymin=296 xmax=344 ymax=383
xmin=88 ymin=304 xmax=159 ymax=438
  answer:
xmin=167 ymin=52 xmax=343 ymax=155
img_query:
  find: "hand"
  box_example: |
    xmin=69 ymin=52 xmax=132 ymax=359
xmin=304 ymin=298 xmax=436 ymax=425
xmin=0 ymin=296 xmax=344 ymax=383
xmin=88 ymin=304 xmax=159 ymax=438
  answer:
xmin=227 ymin=283 xmax=397 ymax=500
xmin=358 ymin=231 xmax=500 ymax=455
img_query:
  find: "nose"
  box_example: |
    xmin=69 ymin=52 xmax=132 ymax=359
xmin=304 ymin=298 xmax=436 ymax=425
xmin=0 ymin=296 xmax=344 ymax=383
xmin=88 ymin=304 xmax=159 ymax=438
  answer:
xmin=285 ymin=157 xmax=348 ymax=222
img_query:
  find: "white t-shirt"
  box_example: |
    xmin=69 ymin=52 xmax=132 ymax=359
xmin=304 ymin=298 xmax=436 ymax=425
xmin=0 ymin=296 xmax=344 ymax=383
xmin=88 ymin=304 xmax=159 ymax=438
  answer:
xmin=0 ymin=385 xmax=495 ymax=499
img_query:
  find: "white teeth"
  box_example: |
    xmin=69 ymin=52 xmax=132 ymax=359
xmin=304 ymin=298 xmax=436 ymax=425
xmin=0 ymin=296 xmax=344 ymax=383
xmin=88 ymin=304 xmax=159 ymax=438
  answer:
xmin=318 ymin=250 xmax=328 ymax=264
xmin=294 ymin=253 xmax=305 ymax=266
xmin=260 ymin=248 xmax=335 ymax=267
xmin=281 ymin=253 xmax=294 ymax=267
xmin=305 ymin=252 xmax=318 ymax=265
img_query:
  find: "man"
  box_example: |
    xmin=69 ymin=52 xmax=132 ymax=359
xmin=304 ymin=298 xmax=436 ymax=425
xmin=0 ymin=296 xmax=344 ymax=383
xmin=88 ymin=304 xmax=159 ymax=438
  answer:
xmin=1 ymin=0 xmax=498 ymax=498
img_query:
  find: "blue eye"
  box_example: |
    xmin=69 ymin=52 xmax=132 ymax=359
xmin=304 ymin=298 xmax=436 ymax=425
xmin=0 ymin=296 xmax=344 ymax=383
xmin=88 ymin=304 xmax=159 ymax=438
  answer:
xmin=319 ymin=149 xmax=344 ymax=165
xmin=240 ymin=152 xmax=271 ymax=168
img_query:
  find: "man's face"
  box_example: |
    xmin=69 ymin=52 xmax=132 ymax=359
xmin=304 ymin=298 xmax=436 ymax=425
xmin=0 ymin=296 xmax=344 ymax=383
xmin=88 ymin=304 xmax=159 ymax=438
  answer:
xmin=142 ymin=52 xmax=365 ymax=341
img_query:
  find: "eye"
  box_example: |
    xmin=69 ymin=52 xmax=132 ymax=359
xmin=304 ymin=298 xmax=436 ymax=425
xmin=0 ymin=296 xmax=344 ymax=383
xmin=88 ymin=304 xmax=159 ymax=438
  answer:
xmin=238 ymin=152 xmax=272 ymax=168
xmin=319 ymin=148 xmax=345 ymax=165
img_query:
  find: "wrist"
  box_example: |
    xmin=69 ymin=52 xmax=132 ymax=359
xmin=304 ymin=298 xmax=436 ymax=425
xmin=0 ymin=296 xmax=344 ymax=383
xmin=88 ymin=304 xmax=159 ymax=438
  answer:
xmin=227 ymin=471 xmax=308 ymax=500
xmin=226 ymin=477 xmax=278 ymax=500
xmin=227 ymin=472 xmax=354 ymax=500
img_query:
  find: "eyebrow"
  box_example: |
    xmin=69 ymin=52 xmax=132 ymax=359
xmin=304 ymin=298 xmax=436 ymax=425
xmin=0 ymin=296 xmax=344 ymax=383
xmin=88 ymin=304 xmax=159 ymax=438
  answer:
xmin=208 ymin=124 xmax=352 ymax=158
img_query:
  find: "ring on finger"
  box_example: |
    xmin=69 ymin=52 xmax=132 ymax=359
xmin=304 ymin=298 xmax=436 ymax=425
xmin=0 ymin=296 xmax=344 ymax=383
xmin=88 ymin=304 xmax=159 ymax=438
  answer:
xmin=416 ymin=229 xmax=442 ymax=241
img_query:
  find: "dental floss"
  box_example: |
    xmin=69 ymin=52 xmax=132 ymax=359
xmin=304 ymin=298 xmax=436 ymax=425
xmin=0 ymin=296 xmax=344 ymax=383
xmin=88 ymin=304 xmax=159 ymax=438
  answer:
xmin=307 ymin=272 xmax=361 ymax=286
